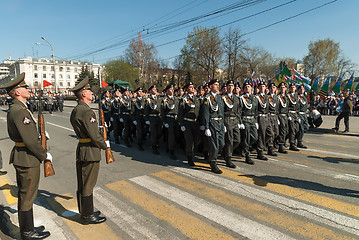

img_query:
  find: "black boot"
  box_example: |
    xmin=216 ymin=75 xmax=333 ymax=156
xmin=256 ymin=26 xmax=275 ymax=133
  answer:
xmin=278 ymin=144 xmax=287 ymax=154
xmin=204 ymin=152 xmax=210 ymax=163
xmin=187 ymin=156 xmax=196 ymax=166
xmin=245 ymin=155 xmax=254 ymax=165
xmin=289 ymin=144 xmax=299 ymax=151
xmin=138 ymin=144 xmax=144 ymax=151
xmin=170 ymin=150 xmax=178 ymax=160
xmin=81 ymin=195 xmax=106 ymax=225
xmin=20 ymin=209 xmax=50 ymax=240
xmin=267 ymin=146 xmax=277 ymax=156
xmin=297 ymin=142 xmax=307 ymax=149
xmin=210 ymin=161 xmax=222 ymax=174
xmin=152 ymin=146 xmax=159 ymax=155
xmin=256 ymin=150 xmax=268 ymax=161
xmin=225 ymin=157 xmax=236 ymax=168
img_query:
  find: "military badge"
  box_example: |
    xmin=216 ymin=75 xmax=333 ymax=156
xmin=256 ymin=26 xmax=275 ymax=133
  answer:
xmin=90 ymin=116 xmax=96 ymax=123
xmin=22 ymin=117 xmax=31 ymax=125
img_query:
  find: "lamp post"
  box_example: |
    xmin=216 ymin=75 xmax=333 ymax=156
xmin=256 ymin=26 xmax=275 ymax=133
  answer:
xmin=36 ymin=36 xmax=57 ymax=93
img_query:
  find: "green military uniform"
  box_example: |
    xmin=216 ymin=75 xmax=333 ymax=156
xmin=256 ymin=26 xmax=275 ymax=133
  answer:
xmin=1 ymin=72 xmax=51 ymax=239
xmin=70 ymin=77 xmax=107 ymax=225
xmin=145 ymin=86 xmax=162 ymax=154
xmin=268 ymin=89 xmax=279 ymax=148
xmin=297 ymin=88 xmax=309 ymax=148
xmin=277 ymin=82 xmax=289 ymax=154
xmin=110 ymin=94 xmax=121 ymax=144
xmin=131 ymin=88 xmax=146 ymax=151
xmin=119 ymin=91 xmax=132 ymax=147
xmin=287 ymin=84 xmax=300 ymax=151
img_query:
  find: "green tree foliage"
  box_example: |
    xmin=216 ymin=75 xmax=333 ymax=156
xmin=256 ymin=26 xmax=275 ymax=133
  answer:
xmin=103 ymin=59 xmax=139 ymax=89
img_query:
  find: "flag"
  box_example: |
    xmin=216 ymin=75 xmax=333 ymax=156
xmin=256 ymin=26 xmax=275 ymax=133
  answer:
xmin=303 ymin=83 xmax=311 ymax=92
xmin=312 ymin=76 xmax=319 ymax=92
xmin=292 ymin=68 xmax=302 ymax=80
xmin=43 ymin=80 xmax=52 ymax=88
xmin=321 ymin=75 xmax=330 ymax=92
xmin=101 ymin=80 xmax=109 ymax=87
xmin=267 ymin=76 xmax=271 ymax=86
xmin=252 ymin=72 xmax=256 ymax=79
xmin=332 ymin=76 xmax=342 ymax=93
xmin=208 ymin=75 xmax=211 ymax=82
xmin=344 ymin=73 xmax=354 ymax=90
xmin=251 ymin=78 xmax=256 ymax=86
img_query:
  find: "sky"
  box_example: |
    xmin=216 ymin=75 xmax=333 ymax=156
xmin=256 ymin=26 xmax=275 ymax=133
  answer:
xmin=1 ymin=0 xmax=358 ymax=72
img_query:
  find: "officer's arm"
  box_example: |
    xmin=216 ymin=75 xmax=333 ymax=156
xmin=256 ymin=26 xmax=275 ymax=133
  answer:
xmin=202 ymin=98 xmax=210 ymax=129
xmin=178 ymin=99 xmax=184 ymax=126
xmin=14 ymin=109 xmax=47 ymax=162
xmin=84 ymin=110 xmax=107 ymax=150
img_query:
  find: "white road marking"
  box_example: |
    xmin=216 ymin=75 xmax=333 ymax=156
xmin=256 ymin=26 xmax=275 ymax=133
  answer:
xmin=303 ymin=148 xmax=359 ymax=159
xmin=46 ymin=122 xmax=74 ymax=132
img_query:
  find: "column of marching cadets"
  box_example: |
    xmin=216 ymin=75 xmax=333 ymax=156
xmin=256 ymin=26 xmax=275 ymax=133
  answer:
xmin=102 ymin=78 xmax=309 ymax=174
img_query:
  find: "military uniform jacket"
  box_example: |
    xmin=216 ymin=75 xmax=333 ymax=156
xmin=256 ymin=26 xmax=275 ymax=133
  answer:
xmin=110 ymin=97 xmax=120 ymax=118
xmin=298 ymin=94 xmax=308 ymax=113
xmin=268 ymin=93 xmax=279 ymax=114
xmin=278 ymin=94 xmax=289 ymax=114
xmin=70 ymin=101 xmax=107 ymax=162
xmin=222 ymin=93 xmax=241 ymax=126
xmin=287 ymin=93 xmax=299 ymax=112
xmin=131 ymin=97 xmax=146 ymax=121
xmin=256 ymin=93 xmax=269 ymax=115
xmin=145 ymin=95 xmax=161 ymax=120
xmin=240 ymin=94 xmax=258 ymax=118
xmin=178 ymin=94 xmax=201 ymax=126
xmin=101 ymin=98 xmax=111 ymax=113
xmin=7 ymin=99 xmax=47 ymax=167
xmin=161 ymin=95 xmax=179 ymax=123
xmin=119 ymin=96 xmax=132 ymax=117
xmin=202 ymin=93 xmax=225 ymax=131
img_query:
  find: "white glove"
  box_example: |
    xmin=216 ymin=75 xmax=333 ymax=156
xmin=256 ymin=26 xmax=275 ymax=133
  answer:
xmin=146 ymin=120 xmax=150 ymax=125
xmin=164 ymin=123 xmax=169 ymax=128
xmin=105 ymin=122 xmax=108 ymax=128
xmin=224 ymin=126 xmax=227 ymax=132
xmin=45 ymin=131 xmax=50 ymax=140
xmin=105 ymin=140 xmax=110 ymax=148
xmin=119 ymin=118 xmax=124 ymax=122
xmin=133 ymin=120 xmax=137 ymax=125
xmin=46 ymin=152 xmax=53 ymax=162
xmin=240 ymin=124 xmax=245 ymax=129
xmin=298 ymin=118 xmax=301 ymax=123
xmin=288 ymin=117 xmax=292 ymax=121
xmin=205 ymin=129 xmax=212 ymax=137
xmin=110 ymin=117 xmax=114 ymax=122
xmin=278 ymin=120 xmax=280 ymax=125
xmin=181 ymin=126 xmax=186 ymax=132
xmin=255 ymin=123 xmax=259 ymax=129
xmin=200 ymin=125 xmax=205 ymax=131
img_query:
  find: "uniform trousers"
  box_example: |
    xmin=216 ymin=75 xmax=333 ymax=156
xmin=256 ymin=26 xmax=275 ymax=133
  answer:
xmin=242 ymin=117 xmax=258 ymax=156
xmin=298 ymin=113 xmax=309 ymax=144
xmin=208 ymin=120 xmax=225 ymax=161
xmin=257 ymin=115 xmax=273 ymax=152
xmin=183 ymin=121 xmax=201 ymax=157
xmin=15 ymin=165 xmax=40 ymax=211
xmin=288 ymin=112 xmax=300 ymax=146
xmin=149 ymin=117 xmax=162 ymax=147
xmin=268 ymin=114 xmax=279 ymax=140
xmin=278 ymin=115 xmax=288 ymax=145
xmin=223 ymin=119 xmax=240 ymax=159
xmin=76 ymin=161 xmax=100 ymax=197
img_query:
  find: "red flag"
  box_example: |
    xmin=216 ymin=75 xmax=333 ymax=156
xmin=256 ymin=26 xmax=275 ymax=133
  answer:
xmin=101 ymin=81 xmax=109 ymax=87
xmin=43 ymin=80 xmax=52 ymax=87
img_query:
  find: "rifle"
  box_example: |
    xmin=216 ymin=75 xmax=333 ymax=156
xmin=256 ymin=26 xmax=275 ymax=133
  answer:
xmin=98 ymin=90 xmax=115 ymax=164
xmin=38 ymin=90 xmax=55 ymax=177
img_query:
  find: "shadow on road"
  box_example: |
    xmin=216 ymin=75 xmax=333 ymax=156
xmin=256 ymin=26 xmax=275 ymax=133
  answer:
xmin=308 ymin=155 xmax=359 ymax=164
xmin=0 ymin=205 xmax=19 ymax=239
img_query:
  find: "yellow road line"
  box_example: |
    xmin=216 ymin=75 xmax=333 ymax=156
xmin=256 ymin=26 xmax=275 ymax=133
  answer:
xmin=305 ymin=140 xmax=352 ymax=150
xmin=194 ymin=162 xmax=359 ymax=218
xmin=0 ymin=174 xmax=17 ymax=204
xmin=46 ymin=193 xmax=121 ymax=240
xmin=153 ymin=170 xmax=354 ymax=240
xmin=107 ymin=180 xmax=237 ymax=240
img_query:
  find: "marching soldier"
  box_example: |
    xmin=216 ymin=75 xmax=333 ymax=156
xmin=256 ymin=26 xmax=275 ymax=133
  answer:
xmin=101 ymin=90 xmax=111 ymax=132
xmin=56 ymin=92 xmax=65 ymax=112
xmin=28 ymin=92 xmax=36 ymax=113
xmin=198 ymin=84 xmax=210 ymax=161
xmin=239 ymin=81 xmax=258 ymax=165
xmin=119 ymin=87 xmax=132 ymax=148
xmin=202 ymin=79 xmax=224 ymax=173
xmin=277 ymin=82 xmax=289 ymax=154
xmin=222 ymin=80 xmax=242 ymax=168
xmin=70 ymin=77 xmax=107 ymax=225
xmin=297 ymin=85 xmax=309 ymax=148
xmin=287 ymin=83 xmax=300 ymax=151
xmin=268 ymin=83 xmax=280 ymax=150
xmin=178 ymin=82 xmax=201 ymax=166
xmin=132 ymin=87 xmax=146 ymax=151
xmin=145 ymin=85 xmax=162 ymax=154
xmin=161 ymin=84 xmax=179 ymax=160
xmin=110 ymin=89 xmax=121 ymax=144
xmin=0 ymin=73 xmax=52 ymax=239
xmin=256 ymin=81 xmax=276 ymax=159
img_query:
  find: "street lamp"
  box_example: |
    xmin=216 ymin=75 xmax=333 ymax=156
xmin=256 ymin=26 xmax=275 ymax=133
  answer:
xmin=36 ymin=36 xmax=57 ymax=93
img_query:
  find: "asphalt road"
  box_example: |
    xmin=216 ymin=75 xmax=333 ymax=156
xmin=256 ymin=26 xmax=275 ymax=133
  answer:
xmin=1 ymin=102 xmax=359 ymax=240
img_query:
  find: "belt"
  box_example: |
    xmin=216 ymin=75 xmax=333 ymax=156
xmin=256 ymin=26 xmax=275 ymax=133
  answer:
xmin=79 ymin=138 xmax=91 ymax=143
xmin=15 ymin=142 xmax=25 ymax=147
xmin=166 ymin=115 xmax=177 ymax=119
xmin=270 ymin=113 xmax=277 ymax=116
xmin=243 ymin=116 xmax=254 ymax=119
xmin=121 ymin=112 xmax=130 ymax=115
xmin=211 ymin=117 xmax=222 ymax=121
xmin=149 ymin=114 xmax=160 ymax=117
xmin=289 ymin=111 xmax=297 ymax=113
xmin=113 ymin=113 xmax=119 ymax=115
xmin=227 ymin=116 xmax=236 ymax=120
xmin=299 ymin=112 xmax=306 ymax=114
xmin=258 ymin=114 xmax=267 ymax=117
xmin=103 ymin=111 xmax=109 ymax=113
xmin=279 ymin=113 xmax=287 ymax=116
xmin=184 ymin=117 xmax=196 ymax=122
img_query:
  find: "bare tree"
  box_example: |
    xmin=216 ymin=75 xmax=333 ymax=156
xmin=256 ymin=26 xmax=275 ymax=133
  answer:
xmin=239 ymin=45 xmax=272 ymax=79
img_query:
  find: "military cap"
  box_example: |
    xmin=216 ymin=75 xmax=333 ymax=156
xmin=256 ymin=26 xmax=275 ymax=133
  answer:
xmin=0 ymin=72 xmax=27 ymax=93
xmin=148 ymin=85 xmax=156 ymax=91
xmin=164 ymin=84 xmax=174 ymax=92
xmin=268 ymin=82 xmax=277 ymax=88
xmin=70 ymin=77 xmax=91 ymax=93
xmin=297 ymin=84 xmax=305 ymax=90
xmin=184 ymin=82 xmax=194 ymax=89
xmin=134 ymin=87 xmax=143 ymax=92
xmin=288 ymin=82 xmax=296 ymax=87
xmin=257 ymin=81 xmax=266 ymax=87
xmin=221 ymin=84 xmax=226 ymax=90
xmin=208 ymin=79 xmax=219 ymax=86
xmin=278 ymin=82 xmax=287 ymax=88
xmin=197 ymin=85 xmax=204 ymax=91
xmin=121 ymin=86 xmax=129 ymax=93
xmin=242 ymin=81 xmax=252 ymax=88
xmin=227 ymin=80 xmax=234 ymax=86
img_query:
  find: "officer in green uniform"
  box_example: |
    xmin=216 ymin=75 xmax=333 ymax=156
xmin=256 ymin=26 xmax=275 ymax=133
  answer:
xmin=161 ymin=84 xmax=179 ymax=160
xmin=287 ymin=83 xmax=300 ymax=151
xmin=0 ymin=73 xmax=51 ymax=240
xmin=296 ymin=84 xmax=309 ymax=148
xmin=70 ymin=77 xmax=107 ymax=225
xmin=119 ymin=87 xmax=132 ymax=148
xmin=277 ymin=82 xmax=289 ymax=154
xmin=110 ymin=89 xmax=121 ymax=144
xmin=222 ymin=80 xmax=242 ymax=168
xmin=145 ymin=85 xmax=162 ymax=154
xmin=239 ymin=81 xmax=258 ymax=165
xmin=202 ymin=79 xmax=224 ymax=173
xmin=267 ymin=83 xmax=280 ymax=150
xmin=131 ymin=87 xmax=146 ymax=151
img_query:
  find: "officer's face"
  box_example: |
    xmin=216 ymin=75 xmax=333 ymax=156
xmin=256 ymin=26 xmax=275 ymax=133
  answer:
xmin=137 ymin=90 xmax=143 ymax=97
xmin=269 ymin=86 xmax=277 ymax=94
xmin=297 ymin=87 xmax=305 ymax=95
xmin=280 ymin=86 xmax=286 ymax=94
xmin=166 ymin=88 xmax=174 ymax=96
xmin=150 ymin=88 xmax=157 ymax=95
xmin=227 ymin=84 xmax=234 ymax=93
xmin=289 ymin=86 xmax=296 ymax=93
xmin=187 ymin=85 xmax=194 ymax=94
xmin=18 ymin=87 xmax=30 ymax=99
xmin=259 ymin=85 xmax=266 ymax=93
xmin=210 ymin=82 xmax=219 ymax=93
xmin=244 ymin=85 xmax=251 ymax=94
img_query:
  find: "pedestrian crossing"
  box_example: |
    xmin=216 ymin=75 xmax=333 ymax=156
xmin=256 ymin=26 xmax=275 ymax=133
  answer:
xmin=1 ymin=163 xmax=359 ymax=239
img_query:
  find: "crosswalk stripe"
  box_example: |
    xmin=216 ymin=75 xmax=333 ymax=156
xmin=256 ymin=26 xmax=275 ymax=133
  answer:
xmin=93 ymin=187 xmax=181 ymax=240
xmin=197 ymin=163 xmax=359 ymax=219
xmin=130 ymin=175 xmax=295 ymax=240
xmin=0 ymin=174 xmax=17 ymax=204
xmin=107 ymin=180 xmax=237 ymax=240
xmin=46 ymin=193 xmax=121 ymax=240
xmin=172 ymin=167 xmax=359 ymax=237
